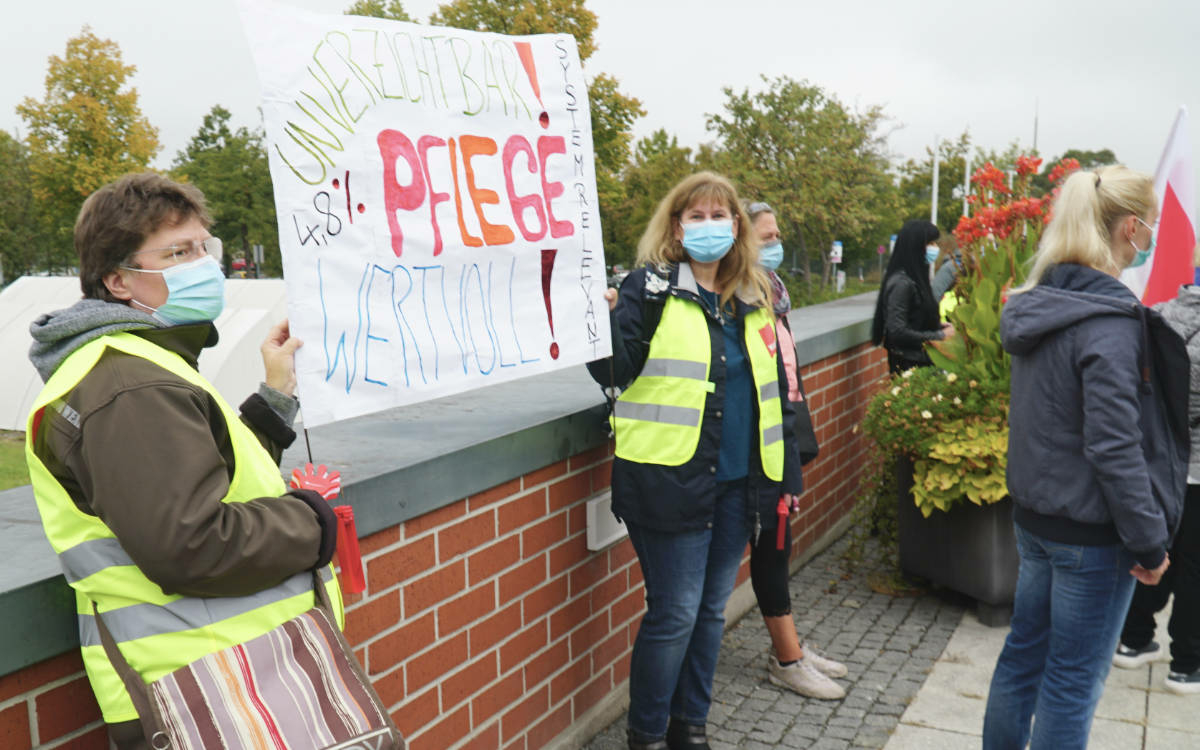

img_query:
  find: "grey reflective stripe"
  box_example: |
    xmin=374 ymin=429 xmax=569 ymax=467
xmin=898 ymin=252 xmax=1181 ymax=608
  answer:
xmin=640 ymin=358 xmax=707 ymax=381
xmin=759 ymin=381 xmax=780 ymax=402
xmin=59 ymin=538 xmax=135 ymax=584
xmin=763 ymin=424 xmax=784 ymax=446
xmin=78 ymin=567 xmax=333 ymax=647
xmin=614 ymin=401 xmax=701 ymax=428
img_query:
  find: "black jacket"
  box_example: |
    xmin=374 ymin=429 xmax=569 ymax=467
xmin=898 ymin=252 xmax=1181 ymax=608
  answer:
xmin=587 ymin=263 xmax=803 ymax=535
xmin=1001 ymin=263 xmax=1188 ymax=569
xmin=881 ymin=272 xmax=944 ymax=366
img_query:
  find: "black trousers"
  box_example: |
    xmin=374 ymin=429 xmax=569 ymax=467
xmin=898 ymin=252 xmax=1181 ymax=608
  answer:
xmin=750 ymin=519 xmax=792 ymax=617
xmin=1120 ymin=483 xmax=1200 ymax=673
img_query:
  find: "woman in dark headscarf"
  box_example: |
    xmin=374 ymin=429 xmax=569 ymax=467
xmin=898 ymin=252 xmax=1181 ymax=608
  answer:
xmin=871 ymin=219 xmax=954 ymax=372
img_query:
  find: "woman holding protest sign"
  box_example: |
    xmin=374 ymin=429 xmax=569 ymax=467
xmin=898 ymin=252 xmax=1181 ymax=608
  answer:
xmin=587 ymin=172 xmax=803 ymax=750
xmin=742 ymin=200 xmax=847 ymax=700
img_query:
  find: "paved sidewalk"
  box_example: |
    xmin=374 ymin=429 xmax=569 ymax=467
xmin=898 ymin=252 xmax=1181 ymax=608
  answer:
xmin=584 ymin=534 xmax=968 ymax=749
xmin=584 ymin=532 xmax=1200 ymax=749
xmin=885 ymin=601 xmax=1199 ymax=749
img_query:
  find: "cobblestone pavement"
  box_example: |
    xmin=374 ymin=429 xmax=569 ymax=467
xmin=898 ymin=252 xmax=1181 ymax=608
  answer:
xmin=583 ymin=533 xmax=969 ymax=750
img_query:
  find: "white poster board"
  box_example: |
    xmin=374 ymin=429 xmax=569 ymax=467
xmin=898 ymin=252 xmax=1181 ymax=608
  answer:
xmin=239 ymin=0 xmax=610 ymax=427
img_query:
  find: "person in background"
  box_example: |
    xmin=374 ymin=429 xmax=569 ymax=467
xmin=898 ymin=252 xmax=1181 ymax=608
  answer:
xmin=25 ymin=173 xmax=340 ymax=750
xmin=588 ymin=172 xmax=803 ymax=750
xmin=870 ymin=219 xmax=954 ymax=373
xmin=744 ymin=200 xmax=846 ymax=700
xmin=983 ymin=165 xmax=1187 ymax=749
xmin=1111 ymin=242 xmax=1200 ymax=695
xmin=931 ymin=236 xmax=963 ymax=302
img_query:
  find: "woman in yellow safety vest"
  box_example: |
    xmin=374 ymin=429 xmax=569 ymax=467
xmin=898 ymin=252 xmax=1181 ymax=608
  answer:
xmin=743 ymin=200 xmax=848 ymax=701
xmin=25 ymin=173 xmax=341 ymax=749
xmin=588 ymin=172 xmax=803 ymax=750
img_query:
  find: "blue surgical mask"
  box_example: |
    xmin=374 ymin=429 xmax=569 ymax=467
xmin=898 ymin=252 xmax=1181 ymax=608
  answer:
xmin=760 ymin=241 xmax=785 ymax=270
xmin=1128 ymin=218 xmax=1156 ymax=268
xmin=680 ymin=219 xmax=735 ymax=263
xmin=123 ymin=255 xmax=226 ymax=325
xmin=925 ymin=244 xmax=940 ymax=264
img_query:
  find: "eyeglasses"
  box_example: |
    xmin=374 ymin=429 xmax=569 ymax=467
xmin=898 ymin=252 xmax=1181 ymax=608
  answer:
xmin=746 ymin=201 xmax=774 ymax=215
xmin=1136 ymin=217 xmax=1158 ymax=235
xmin=126 ymin=237 xmax=222 ymax=268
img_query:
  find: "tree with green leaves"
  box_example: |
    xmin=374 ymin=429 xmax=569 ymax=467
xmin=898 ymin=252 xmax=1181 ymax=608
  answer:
xmin=344 ymin=0 xmax=413 ymax=21
xmin=429 ymin=0 xmax=598 ymax=60
xmin=706 ymin=76 xmax=894 ymax=289
xmin=896 ymin=130 xmax=973 ymax=235
xmin=0 ymin=131 xmax=40 ymax=284
xmin=17 ymin=27 xmax=159 ymax=272
xmin=171 ymin=106 xmax=281 ymax=277
xmin=1031 ymin=147 xmax=1117 ymax=194
xmin=603 ymin=129 xmax=693 ymax=267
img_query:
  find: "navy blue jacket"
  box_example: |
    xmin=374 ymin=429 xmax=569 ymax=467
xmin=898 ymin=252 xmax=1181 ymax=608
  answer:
xmin=1001 ymin=263 xmax=1188 ymax=569
xmin=587 ymin=263 xmax=803 ymax=535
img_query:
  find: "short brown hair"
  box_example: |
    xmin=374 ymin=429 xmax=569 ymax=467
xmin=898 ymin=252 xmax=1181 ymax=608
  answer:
xmin=76 ymin=172 xmax=212 ymax=301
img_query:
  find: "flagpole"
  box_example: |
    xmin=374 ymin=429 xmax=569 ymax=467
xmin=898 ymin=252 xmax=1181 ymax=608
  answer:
xmin=931 ymin=134 xmax=940 ymax=227
xmin=963 ymin=152 xmax=971 ymax=217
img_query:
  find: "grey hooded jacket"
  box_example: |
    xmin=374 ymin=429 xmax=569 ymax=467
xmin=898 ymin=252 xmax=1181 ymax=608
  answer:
xmin=1154 ymin=284 xmax=1200 ymax=481
xmin=1001 ymin=263 xmax=1188 ymax=569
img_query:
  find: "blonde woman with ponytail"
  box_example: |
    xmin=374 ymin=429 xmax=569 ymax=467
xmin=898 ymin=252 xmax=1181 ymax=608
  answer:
xmin=984 ymin=166 xmax=1190 ymax=750
xmin=586 ymin=172 xmax=803 ymax=750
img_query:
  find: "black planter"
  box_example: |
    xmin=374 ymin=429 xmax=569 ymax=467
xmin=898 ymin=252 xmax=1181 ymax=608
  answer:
xmin=895 ymin=456 xmax=1019 ymax=626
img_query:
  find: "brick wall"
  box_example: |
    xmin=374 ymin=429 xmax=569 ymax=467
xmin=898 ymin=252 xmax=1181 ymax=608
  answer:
xmin=0 ymin=343 xmax=886 ymax=750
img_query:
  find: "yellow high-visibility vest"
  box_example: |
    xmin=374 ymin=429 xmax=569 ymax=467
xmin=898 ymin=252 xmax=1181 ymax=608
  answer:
xmin=26 ymin=332 xmax=343 ymax=722
xmin=614 ymin=297 xmax=785 ymax=480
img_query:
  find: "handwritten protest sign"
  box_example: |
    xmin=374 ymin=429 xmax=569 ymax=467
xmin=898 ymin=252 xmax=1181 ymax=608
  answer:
xmin=238 ymin=0 xmax=610 ymax=427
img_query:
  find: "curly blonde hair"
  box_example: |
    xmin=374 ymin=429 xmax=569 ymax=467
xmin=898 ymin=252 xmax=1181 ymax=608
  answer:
xmin=636 ymin=171 xmax=770 ymax=309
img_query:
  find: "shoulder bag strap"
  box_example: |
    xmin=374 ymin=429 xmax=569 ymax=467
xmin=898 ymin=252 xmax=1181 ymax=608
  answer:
xmin=91 ymin=602 xmax=170 ymax=747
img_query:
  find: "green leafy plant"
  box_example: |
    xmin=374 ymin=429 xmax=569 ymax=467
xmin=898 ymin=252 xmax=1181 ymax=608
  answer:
xmin=860 ymin=155 xmax=1078 ymax=516
xmin=860 ymin=367 xmax=1009 ymax=516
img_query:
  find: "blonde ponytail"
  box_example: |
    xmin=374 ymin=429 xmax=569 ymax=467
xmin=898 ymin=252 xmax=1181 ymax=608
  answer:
xmin=1015 ymin=165 xmax=1155 ymax=292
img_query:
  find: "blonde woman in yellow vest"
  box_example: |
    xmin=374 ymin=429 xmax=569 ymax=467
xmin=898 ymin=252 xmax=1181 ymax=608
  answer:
xmin=587 ymin=172 xmax=803 ymax=750
xmin=26 ymin=173 xmax=341 ymax=750
xmin=742 ymin=201 xmax=848 ymax=701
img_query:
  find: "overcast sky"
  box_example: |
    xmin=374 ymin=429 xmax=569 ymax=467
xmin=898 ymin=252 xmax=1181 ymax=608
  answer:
xmin=3 ymin=0 xmax=1198 ymax=185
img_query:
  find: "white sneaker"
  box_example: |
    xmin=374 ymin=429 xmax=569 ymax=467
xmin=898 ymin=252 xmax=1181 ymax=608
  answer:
xmin=1165 ymin=669 xmax=1200 ymax=695
xmin=767 ymin=655 xmax=846 ymax=700
xmin=1112 ymin=641 xmax=1162 ymax=670
xmin=801 ymin=643 xmax=848 ymax=678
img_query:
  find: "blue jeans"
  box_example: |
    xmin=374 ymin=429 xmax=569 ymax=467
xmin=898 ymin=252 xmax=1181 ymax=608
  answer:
xmin=625 ymin=480 xmax=752 ymax=741
xmin=982 ymin=523 xmax=1137 ymax=750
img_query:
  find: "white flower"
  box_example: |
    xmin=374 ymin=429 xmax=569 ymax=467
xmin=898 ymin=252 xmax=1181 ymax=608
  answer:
xmin=953 ymin=397 xmax=962 ymax=405
xmin=969 ymin=379 xmax=978 ymax=388
xmin=921 ymin=410 xmax=933 ymax=419
xmin=946 ymin=372 xmax=958 ymax=383
xmin=933 ymin=394 xmax=944 ymax=402
xmin=892 ymin=386 xmax=901 ymax=396
xmin=902 ymin=369 xmax=914 ymax=378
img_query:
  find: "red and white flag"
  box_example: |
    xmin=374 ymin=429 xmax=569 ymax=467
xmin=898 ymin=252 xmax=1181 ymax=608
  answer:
xmin=1122 ymin=107 xmax=1196 ymax=306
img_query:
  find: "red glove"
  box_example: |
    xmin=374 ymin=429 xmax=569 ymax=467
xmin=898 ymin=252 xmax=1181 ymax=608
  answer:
xmin=776 ymin=496 xmax=790 ymax=551
xmin=289 ymin=463 xmax=341 ymax=501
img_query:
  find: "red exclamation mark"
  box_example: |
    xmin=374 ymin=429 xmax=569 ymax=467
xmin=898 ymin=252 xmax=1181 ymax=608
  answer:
xmin=515 ymin=42 xmax=550 ymax=129
xmin=541 ymin=248 xmax=559 ymax=359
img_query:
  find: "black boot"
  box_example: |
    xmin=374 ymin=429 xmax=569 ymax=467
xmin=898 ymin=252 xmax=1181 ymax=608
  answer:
xmin=626 ymin=729 xmax=668 ymax=750
xmin=665 ymin=719 xmax=710 ymax=750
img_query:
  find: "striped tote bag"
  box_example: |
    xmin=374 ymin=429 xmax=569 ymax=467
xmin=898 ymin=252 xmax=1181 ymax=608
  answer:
xmin=95 ymin=572 xmax=404 ymax=750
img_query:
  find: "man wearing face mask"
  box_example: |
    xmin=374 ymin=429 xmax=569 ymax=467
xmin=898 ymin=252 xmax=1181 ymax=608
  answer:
xmin=24 ymin=172 xmax=340 ymax=750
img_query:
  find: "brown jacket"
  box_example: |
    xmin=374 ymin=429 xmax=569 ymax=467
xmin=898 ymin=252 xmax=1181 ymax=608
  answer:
xmin=30 ymin=322 xmax=336 ymax=599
